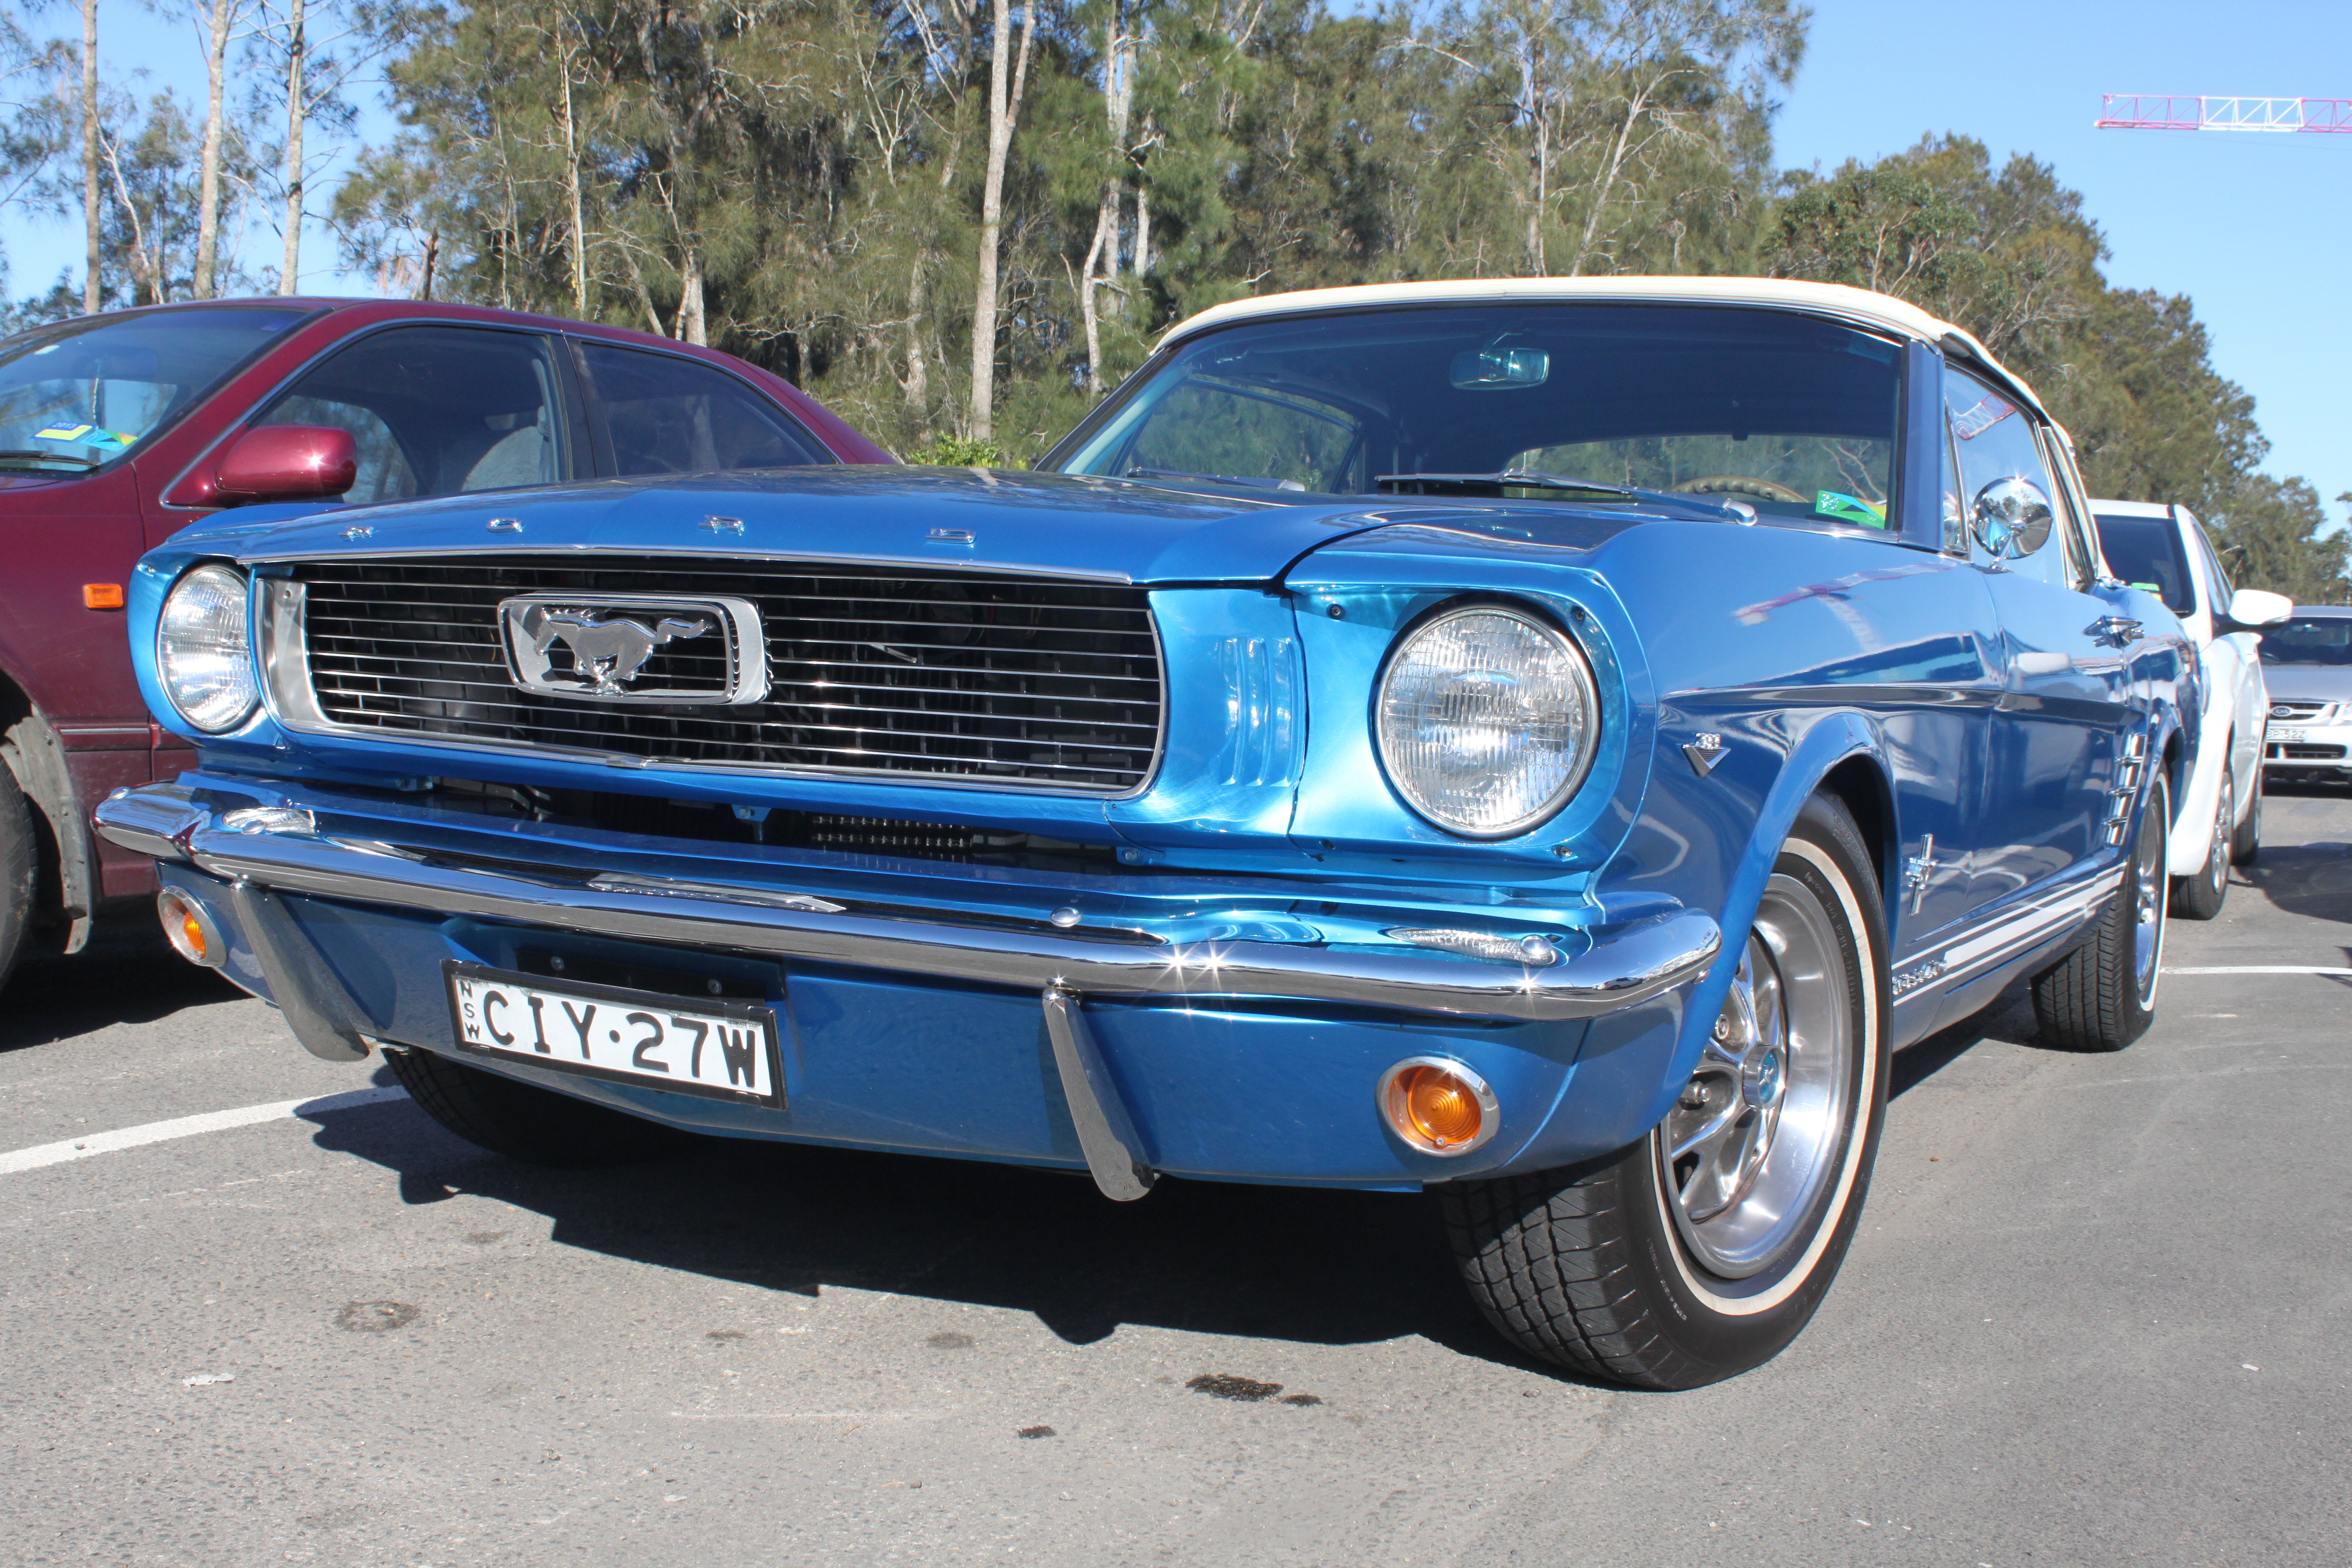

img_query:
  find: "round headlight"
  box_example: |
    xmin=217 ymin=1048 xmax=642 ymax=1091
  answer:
xmin=157 ymin=563 xmax=258 ymax=733
xmin=1375 ymin=605 xmax=1598 ymax=837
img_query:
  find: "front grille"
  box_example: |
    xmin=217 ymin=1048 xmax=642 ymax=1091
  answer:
xmin=2270 ymin=701 xmax=2332 ymax=722
xmin=288 ymin=556 xmax=1164 ymax=793
xmin=2269 ymin=743 xmax=2348 ymax=761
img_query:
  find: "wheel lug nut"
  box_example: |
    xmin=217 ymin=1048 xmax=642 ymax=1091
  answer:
xmin=1680 ymin=1082 xmax=1709 ymax=1110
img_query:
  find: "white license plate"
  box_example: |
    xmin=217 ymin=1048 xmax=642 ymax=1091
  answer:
xmin=443 ymin=961 xmax=784 ymax=1106
xmin=2272 ymin=729 xmax=2307 ymax=743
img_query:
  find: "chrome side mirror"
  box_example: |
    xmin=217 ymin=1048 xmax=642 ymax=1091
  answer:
xmin=1971 ymin=476 xmax=2054 ymax=561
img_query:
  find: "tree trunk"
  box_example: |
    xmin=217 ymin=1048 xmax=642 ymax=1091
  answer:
xmin=904 ymin=253 xmax=930 ymax=420
xmin=1134 ymin=182 xmax=1149 ymax=276
xmin=677 ymin=245 xmax=706 ymax=344
xmin=1080 ymin=2 xmax=1133 ymax=397
xmin=278 ymin=0 xmax=306 ymax=294
xmin=967 ymin=0 xmax=1034 ymax=442
xmin=194 ymin=0 xmax=234 ymax=297
xmin=79 ymin=0 xmax=99 ymax=312
xmin=557 ymin=25 xmax=587 ymax=315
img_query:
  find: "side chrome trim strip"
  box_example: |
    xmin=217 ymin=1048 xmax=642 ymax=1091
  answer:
xmin=1890 ymin=863 xmax=2125 ymax=1009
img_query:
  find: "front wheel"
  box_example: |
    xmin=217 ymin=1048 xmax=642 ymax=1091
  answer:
xmin=1440 ymin=792 xmax=1888 ymax=1390
xmin=0 ymin=764 xmax=34 ymax=996
xmin=384 ymin=1045 xmax=693 ymax=1166
xmin=2033 ymin=772 xmax=2169 ymax=1051
xmin=2169 ymin=764 xmax=2231 ymax=921
xmin=2231 ymin=771 xmax=2261 ymax=865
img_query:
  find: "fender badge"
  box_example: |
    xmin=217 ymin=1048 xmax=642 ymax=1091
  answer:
xmin=1683 ymin=734 xmax=1725 ymax=777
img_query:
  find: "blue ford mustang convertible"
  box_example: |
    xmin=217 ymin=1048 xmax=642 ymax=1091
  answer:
xmin=97 ymin=279 xmax=2195 ymax=1388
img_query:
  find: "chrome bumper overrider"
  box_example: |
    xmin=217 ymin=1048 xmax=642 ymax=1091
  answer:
xmin=97 ymin=783 xmax=1720 ymax=1025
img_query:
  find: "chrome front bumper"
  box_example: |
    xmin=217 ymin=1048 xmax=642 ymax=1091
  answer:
xmin=99 ymin=779 xmax=1719 ymax=1199
xmin=97 ymin=781 xmax=1721 ymax=1028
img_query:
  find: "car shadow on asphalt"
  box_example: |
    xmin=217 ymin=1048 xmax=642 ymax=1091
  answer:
xmin=302 ymin=1074 xmax=1570 ymax=1381
xmin=0 ymin=928 xmax=246 ymax=1054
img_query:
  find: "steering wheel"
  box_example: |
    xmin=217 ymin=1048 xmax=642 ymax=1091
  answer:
xmin=1671 ymin=475 xmax=1809 ymax=504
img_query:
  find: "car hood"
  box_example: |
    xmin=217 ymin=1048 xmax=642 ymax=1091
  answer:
xmin=174 ymin=465 xmax=1561 ymax=586
xmin=2258 ymin=663 xmax=2352 ymax=703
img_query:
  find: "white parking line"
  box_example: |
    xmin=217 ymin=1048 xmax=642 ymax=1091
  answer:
xmin=2161 ymin=966 xmax=2352 ymax=976
xmin=0 ymin=1086 xmax=410 ymax=1176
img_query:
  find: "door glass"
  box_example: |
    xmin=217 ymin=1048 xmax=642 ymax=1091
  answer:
xmin=249 ymin=327 xmax=565 ymax=498
xmin=1945 ymin=369 xmax=2067 ymax=588
xmin=576 ymin=343 xmax=828 ymax=476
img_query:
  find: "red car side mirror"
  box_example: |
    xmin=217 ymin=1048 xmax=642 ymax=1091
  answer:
xmin=212 ymin=425 xmax=358 ymax=504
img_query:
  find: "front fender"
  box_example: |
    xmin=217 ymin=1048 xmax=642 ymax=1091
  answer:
xmin=1603 ymin=711 xmax=1888 ymax=1153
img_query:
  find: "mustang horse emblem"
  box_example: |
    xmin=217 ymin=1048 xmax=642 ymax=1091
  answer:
xmin=520 ymin=605 xmax=711 ymax=694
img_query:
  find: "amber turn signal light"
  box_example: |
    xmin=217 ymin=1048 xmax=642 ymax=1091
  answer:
xmin=83 ymin=583 xmax=125 ymax=609
xmin=1378 ymin=1057 xmax=1500 ymax=1156
xmin=156 ymin=888 xmax=222 ymax=968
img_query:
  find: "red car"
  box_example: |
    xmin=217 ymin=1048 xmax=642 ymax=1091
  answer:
xmin=0 ymin=297 xmax=891 ymax=987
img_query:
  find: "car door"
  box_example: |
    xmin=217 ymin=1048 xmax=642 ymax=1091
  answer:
xmin=1946 ymin=366 xmax=2133 ymax=903
xmin=2185 ymin=514 xmax=2265 ymax=789
xmin=237 ymin=325 xmax=585 ymax=502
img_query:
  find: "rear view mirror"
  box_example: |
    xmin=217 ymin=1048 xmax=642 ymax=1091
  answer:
xmin=1449 ymin=345 xmax=1550 ymax=391
xmin=2226 ymin=587 xmax=2293 ymax=630
xmin=213 ymin=424 xmax=358 ymax=504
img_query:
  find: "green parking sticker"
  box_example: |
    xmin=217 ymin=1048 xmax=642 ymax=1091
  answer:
xmin=1816 ymin=490 xmax=1888 ymax=528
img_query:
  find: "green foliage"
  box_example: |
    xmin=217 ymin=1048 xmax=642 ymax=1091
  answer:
xmin=2207 ymin=477 xmax=2352 ymax=607
xmin=901 ymin=435 xmax=1005 ymax=466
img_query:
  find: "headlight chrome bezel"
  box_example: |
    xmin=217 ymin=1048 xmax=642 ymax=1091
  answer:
xmin=156 ymin=562 xmax=261 ymax=735
xmin=1373 ymin=600 xmax=1602 ymax=839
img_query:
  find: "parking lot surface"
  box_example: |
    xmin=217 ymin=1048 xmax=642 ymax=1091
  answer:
xmin=2 ymin=793 xmax=2347 ymax=1567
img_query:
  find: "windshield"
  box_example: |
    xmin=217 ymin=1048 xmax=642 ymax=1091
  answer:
xmin=1047 ymin=303 xmax=1904 ymax=529
xmin=0 ymin=305 xmax=315 ymax=471
xmin=2094 ymin=514 xmax=2195 ymax=614
xmin=2260 ymin=617 xmax=2352 ymax=666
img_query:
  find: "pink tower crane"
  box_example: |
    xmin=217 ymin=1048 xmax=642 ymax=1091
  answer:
xmin=2096 ymin=95 xmax=2351 ymax=133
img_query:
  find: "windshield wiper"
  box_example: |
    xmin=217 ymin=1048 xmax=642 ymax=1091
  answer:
xmin=0 ymin=449 xmax=100 ymax=470
xmin=1127 ymin=465 xmax=1307 ymax=493
xmin=1375 ymin=470 xmax=1634 ymax=498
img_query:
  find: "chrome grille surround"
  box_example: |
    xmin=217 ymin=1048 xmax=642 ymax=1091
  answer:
xmin=258 ymin=555 xmax=1166 ymax=795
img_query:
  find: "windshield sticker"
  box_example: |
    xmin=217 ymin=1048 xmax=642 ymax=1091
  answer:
xmin=1815 ymin=490 xmax=1888 ymax=528
xmin=34 ymin=424 xmax=133 ymax=449
xmin=1950 ymin=393 xmax=2016 ymax=441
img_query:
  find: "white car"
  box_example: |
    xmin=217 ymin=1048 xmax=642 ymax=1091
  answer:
xmin=2252 ymin=605 xmax=2352 ymax=787
xmin=2092 ymin=499 xmax=2292 ymax=917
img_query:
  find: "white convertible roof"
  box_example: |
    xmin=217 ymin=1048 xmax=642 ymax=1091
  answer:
xmin=1159 ymin=276 xmax=2050 ymax=419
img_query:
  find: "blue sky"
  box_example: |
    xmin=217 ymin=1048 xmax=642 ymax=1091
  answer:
xmin=7 ymin=0 xmax=2347 ymax=523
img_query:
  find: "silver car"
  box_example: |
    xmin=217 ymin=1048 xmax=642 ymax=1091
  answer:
xmin=2261 ymin=605 xmax=2352 ymax=786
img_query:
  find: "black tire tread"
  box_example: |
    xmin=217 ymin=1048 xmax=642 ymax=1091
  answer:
xmin=2033 ymin=777 xmax=2165 ymax=1052
xmin=2168 ymin=768 xmax=2229 ymax=922
xmin=384 ymin=1044 xmax=688 ymax=1167
xmin=0 ymin=765 xmax=35 ymax=996
xmin=1440 ymin=1168 xmax=1698 ymax=1390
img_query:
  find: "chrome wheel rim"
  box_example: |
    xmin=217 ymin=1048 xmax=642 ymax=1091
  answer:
xmin=1662 ymin=872 xmax=1855 ymax=1280
xmin=2133 ymin=786 xmax=2167 ymax=999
